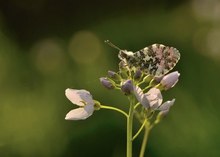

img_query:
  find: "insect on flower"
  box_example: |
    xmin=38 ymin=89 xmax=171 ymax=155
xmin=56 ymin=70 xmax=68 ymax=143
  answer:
xmin=105 ymin=40 xmax=180 ymax=77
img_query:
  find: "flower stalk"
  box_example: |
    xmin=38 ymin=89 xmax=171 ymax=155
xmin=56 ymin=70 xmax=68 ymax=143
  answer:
xmin=127 ymin=96 xmax=135 ymax=157
xmin=132 ymin=119 xmax=147 ymax=141
xmin=100 ymin=105 xmax=128 ymax=118
xmin=139 ymin=125 xmax=151 ymax=157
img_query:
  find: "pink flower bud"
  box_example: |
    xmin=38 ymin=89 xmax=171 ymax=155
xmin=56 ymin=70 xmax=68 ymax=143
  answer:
xmin=160 ymin=71 xmax=180 ymax=90
xmin=108 ymin=70 xmax=121 ymax=81
xmin=108 ymin=70 xmax=117 ymax=78
xmin=100 ymin=77 xmax=114 ymax=89
xmin=121 ymin=80 xmax=133 ymax=95
xmin=134 ymin=69 xmax=142 ymax=80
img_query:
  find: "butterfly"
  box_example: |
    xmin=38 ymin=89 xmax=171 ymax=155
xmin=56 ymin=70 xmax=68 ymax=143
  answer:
xmin=105 ymin=40 xmax=180 ymax=77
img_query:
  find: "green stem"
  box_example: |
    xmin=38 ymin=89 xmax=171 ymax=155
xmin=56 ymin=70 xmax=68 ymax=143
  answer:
xmin=137 ymin=80 xmax=145 ymax=86
xmin=139 ymin=126 xmax=151 ymax=157
xmin=100 ymin=105 xmax=128 ymax=118
xmin=127 ymin=96 xmax=135 ymax=157
xmin=115 ymin=87 xmax=121 ymax=90
xmin=137 ymin=75 xmax=150 ymax=86
xmin=143 ymin=85 xmax=151 ymax=92
xmin=134 ymin=102 xmax=140 ymax=109
xmin=132 ymin=119 xmax=146 ymax=141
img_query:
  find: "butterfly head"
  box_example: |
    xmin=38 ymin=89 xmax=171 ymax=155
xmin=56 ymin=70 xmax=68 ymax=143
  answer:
xmin=105 ymin=40 xmax=134 ymax=62
xmin=118 ymin=50 xmax=134 ymax=61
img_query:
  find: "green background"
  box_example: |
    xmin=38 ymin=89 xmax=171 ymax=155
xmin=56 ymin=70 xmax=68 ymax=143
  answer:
xmin=0 ymin=0 xmax=220 ymax=156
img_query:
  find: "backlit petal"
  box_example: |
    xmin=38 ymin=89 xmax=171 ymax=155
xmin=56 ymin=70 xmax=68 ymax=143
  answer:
xmin=133 ymin=86 xmax=150 ymax=108
xmin=65 ymin=105 xmax=94 ymax=120
xmin=65 ymin=88 xmax=94 ymax=106
xmin=146 ymin=88 xmax=163 ymax=109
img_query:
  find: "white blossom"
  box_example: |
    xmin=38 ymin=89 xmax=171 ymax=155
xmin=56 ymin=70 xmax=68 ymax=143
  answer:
xmin=146 ymin=88 xmax=163 ymax=110
xmin=133 ymin=86 xmax=150 ymax=108
xmin=134 ymin=86 xmax=175 ymax=111
xmin=65 ymin=89 xmax=95 ymax=120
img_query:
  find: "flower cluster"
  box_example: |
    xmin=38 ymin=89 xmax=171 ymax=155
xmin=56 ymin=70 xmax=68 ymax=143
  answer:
xmin=98 ymin=64 xmax=180 ymax=122
xmin=65 ymin=59 xmax=180 ymax=122
xmin=64 ymin=43 xmax=180 ymax=157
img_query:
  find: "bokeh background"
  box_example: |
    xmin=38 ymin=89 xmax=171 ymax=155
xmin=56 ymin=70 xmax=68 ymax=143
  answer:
xmin=0 ymin=0 xmax=220 ymax=156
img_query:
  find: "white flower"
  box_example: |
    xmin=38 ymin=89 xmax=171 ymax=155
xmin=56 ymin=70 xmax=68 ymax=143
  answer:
xmin=146 ymin=88 xmax=163 ymax=110
xmin=133 ymin=86 xmax=150 ymax=108
xmin=65 ymin=88 xmax=95 ymax=120
xmin=160 ymin=71 xmax=180 ymax=90
xmin=133 ymin=86 xmax=175 ymax=111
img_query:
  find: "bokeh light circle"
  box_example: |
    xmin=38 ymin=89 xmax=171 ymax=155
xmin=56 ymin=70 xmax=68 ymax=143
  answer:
xmin=30 ymin=38 xmax=66 ymax=75
xmin=68 ymin=30 xmax=102 ymax=64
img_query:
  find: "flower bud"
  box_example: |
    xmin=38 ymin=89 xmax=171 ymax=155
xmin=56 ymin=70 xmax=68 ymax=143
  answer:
xmin=160 ymin=71 xmax=180 ymax=90
xmin=108 ymin=70 xmax=121 ymax=81
xmin=99 ymin=77 xmax=115 ymax=89
xmin=155 ymin=99 xmax=175 ymax=123
xmin=108 ymin=70 xmax=116 ymax=77
xmin=134 ymin=69 xmax=142 ymax=80
xmin=121 ymin=80 xmax=133 ymax=95
xmin=158 ymin=99 xmax=175 ymax=111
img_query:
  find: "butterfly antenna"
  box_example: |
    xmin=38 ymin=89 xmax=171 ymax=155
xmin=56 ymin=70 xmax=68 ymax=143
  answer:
xmin=104 ymin=40 xmax=121 ymax=51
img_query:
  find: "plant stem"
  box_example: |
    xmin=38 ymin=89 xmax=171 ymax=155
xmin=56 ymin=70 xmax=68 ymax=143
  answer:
xmin=132 ymin=120 xmax=146 ymax=141
xmin=143 ymin=85 xmax=152 ymax=92
xmin=127 ymin=96 xmax=135 ymax=157
xmin=139 ymin=126 xmax=151 ymax=157
xmin=101 ymin=105 xmax=128 ymax=118
xmin=134 ymin=102 xmax=140 ymax=109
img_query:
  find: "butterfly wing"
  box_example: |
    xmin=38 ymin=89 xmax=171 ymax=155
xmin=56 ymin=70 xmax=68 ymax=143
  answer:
xmin=134 ymin=44 xmax=180 ymax=77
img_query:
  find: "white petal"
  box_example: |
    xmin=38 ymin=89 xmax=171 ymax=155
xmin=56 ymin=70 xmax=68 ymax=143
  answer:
xmin=133 ymin=86 xmax=142 ymax=102
xmin=65 ymin=89 xmax=94 ymax=106
xmin=158 ymin=99 xmax=175 ymax=111
xmin=146 ymin=88 xmax=163 ymax=109
xmin=160 ymin=71 xmax=180 ymax=90
xmin=65 ymin=105 xmax=94 ymax=120
xmin=133 ymin=86 xmax=149 ymax=108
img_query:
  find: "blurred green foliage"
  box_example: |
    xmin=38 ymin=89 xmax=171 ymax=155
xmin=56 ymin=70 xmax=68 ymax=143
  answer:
xmin=0 ymin=0 xmax=220 ymax=156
